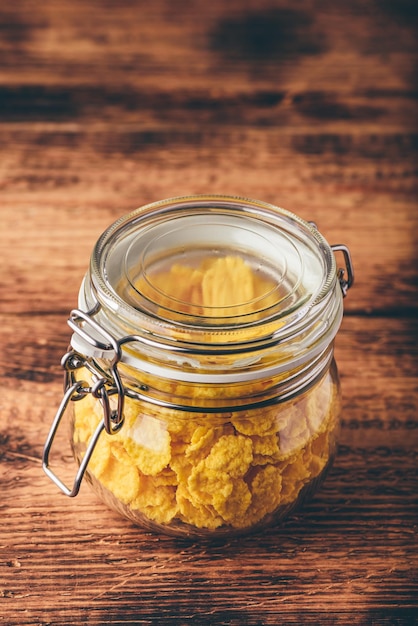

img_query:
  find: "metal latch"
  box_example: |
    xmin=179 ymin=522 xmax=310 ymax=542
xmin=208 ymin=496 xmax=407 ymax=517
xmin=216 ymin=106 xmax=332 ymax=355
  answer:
xmin=42 ymin=307 xmax=126 ymax=497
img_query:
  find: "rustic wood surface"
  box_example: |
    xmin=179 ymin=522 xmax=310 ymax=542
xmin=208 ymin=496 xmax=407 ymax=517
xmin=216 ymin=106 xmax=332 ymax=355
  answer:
xmin=0 ymin=1 xmax=417 ymax=624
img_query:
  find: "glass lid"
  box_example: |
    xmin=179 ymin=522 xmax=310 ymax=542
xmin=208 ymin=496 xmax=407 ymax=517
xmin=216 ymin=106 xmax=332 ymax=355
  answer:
xmin=88 ymin=195 xmax=338 ymax=348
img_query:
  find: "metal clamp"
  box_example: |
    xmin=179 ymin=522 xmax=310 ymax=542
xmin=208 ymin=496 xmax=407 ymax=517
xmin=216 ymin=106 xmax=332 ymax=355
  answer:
xmin=42 ymin=306 xmax=126 ymax=497
xmin=331 ymin=244 xmax=354 ymax=296
xmin=68 ymin=309 xmax=125 ymax=434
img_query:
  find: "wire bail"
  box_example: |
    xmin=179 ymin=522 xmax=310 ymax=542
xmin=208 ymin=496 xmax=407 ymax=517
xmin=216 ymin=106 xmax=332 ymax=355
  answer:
xmin=42 ymin=307 xmax=126 ymax=497
xmin=42 ymin=380 xmax=105 ymax=497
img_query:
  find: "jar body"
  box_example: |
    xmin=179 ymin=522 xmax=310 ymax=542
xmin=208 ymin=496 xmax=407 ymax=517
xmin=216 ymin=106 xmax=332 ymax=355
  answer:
xmin=71 ymin=355 xmax=341 ymax=538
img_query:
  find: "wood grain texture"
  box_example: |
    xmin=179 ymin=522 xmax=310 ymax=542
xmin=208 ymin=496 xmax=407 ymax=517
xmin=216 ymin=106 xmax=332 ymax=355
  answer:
xmin=0 ymin=0 xmax=417 ymax=624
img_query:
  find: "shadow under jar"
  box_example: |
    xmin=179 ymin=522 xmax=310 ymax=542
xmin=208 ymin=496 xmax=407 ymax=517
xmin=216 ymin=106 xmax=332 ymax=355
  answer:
xmin=43 ymin=195 xmax=354 ymax=538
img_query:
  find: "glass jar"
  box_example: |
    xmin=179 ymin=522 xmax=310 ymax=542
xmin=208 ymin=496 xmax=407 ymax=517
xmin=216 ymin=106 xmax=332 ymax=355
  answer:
xmin=43 ymin=195 xmax=353 ymax=538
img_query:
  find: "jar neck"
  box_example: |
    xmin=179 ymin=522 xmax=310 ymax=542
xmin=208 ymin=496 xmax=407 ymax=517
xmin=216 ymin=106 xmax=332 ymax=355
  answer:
xmin=113 ymin=343 xmax=337 ymax=411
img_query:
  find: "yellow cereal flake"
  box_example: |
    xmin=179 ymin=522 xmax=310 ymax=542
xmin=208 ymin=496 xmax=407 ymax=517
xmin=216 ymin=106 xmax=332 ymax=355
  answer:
xmin=214 ymin=479 xmax=251 ymax=523
xmin=177 ymin=483 xmax=224 ymax=529
xmin=88 ymin=435 xmax=112 ymax=478
xmin=232 ymin=409 xmax=278 ymax=436
xmin=251 ymin=433 xmax=280 ymax=458
xmin=166 ymin=414 xmax=196 ymax=440
xmin=122 ymin=414 xmax=171 ymax=475
xmin=131 ymin=474 xmax=178 ymax=524
xmin=243 ymin=464 xmax=283 ymax=527
xmin=170 ymin=450 xmax=193 ymax=485
xmin=185 ymin=426 xmax=218 ymax=459
xmin=203 ymin=434 xmax=253 ymax=478
xmin=188 ymin=465 xmax=234 ymax=508
xmin=110 ymin=441 xmax=135 ymax=466
xmin=99 ymin=453 xmax=140 ymax=504
xmin=152 ymin=467 xmax=178 ymax=486
xmin=183 ymin=434 xmax=254 ymax=527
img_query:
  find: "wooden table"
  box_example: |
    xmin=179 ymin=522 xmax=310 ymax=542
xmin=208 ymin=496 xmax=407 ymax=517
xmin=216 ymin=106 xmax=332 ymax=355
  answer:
xmin=1 ymin=1 xmax=417 ymax=624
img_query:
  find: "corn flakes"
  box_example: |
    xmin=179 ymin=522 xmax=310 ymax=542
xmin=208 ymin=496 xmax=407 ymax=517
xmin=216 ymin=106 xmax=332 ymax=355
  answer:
xmin=242 ymin=464 xmax=283 ymax=527
xmin=177 ymin=482 xmax=224 ymax=529
xmin=97 ymin=452 xmax=140 ymax=505
xmin=74 ymin=365 xmax=335 ymax=530
xmin=73 ymin=255 xmax=338 ymax=532
xmin=121 ymin=413 xmax=171 ymax=476
xmin=214 ymin=479 xmax=251 ymax=523
xmin=131 ymin=474 xmax=177 ymax=524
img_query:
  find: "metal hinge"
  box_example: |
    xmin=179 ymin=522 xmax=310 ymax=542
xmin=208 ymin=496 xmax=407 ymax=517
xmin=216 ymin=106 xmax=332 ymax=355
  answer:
xmin=331 ymin=244 xmax=354 ymax=296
